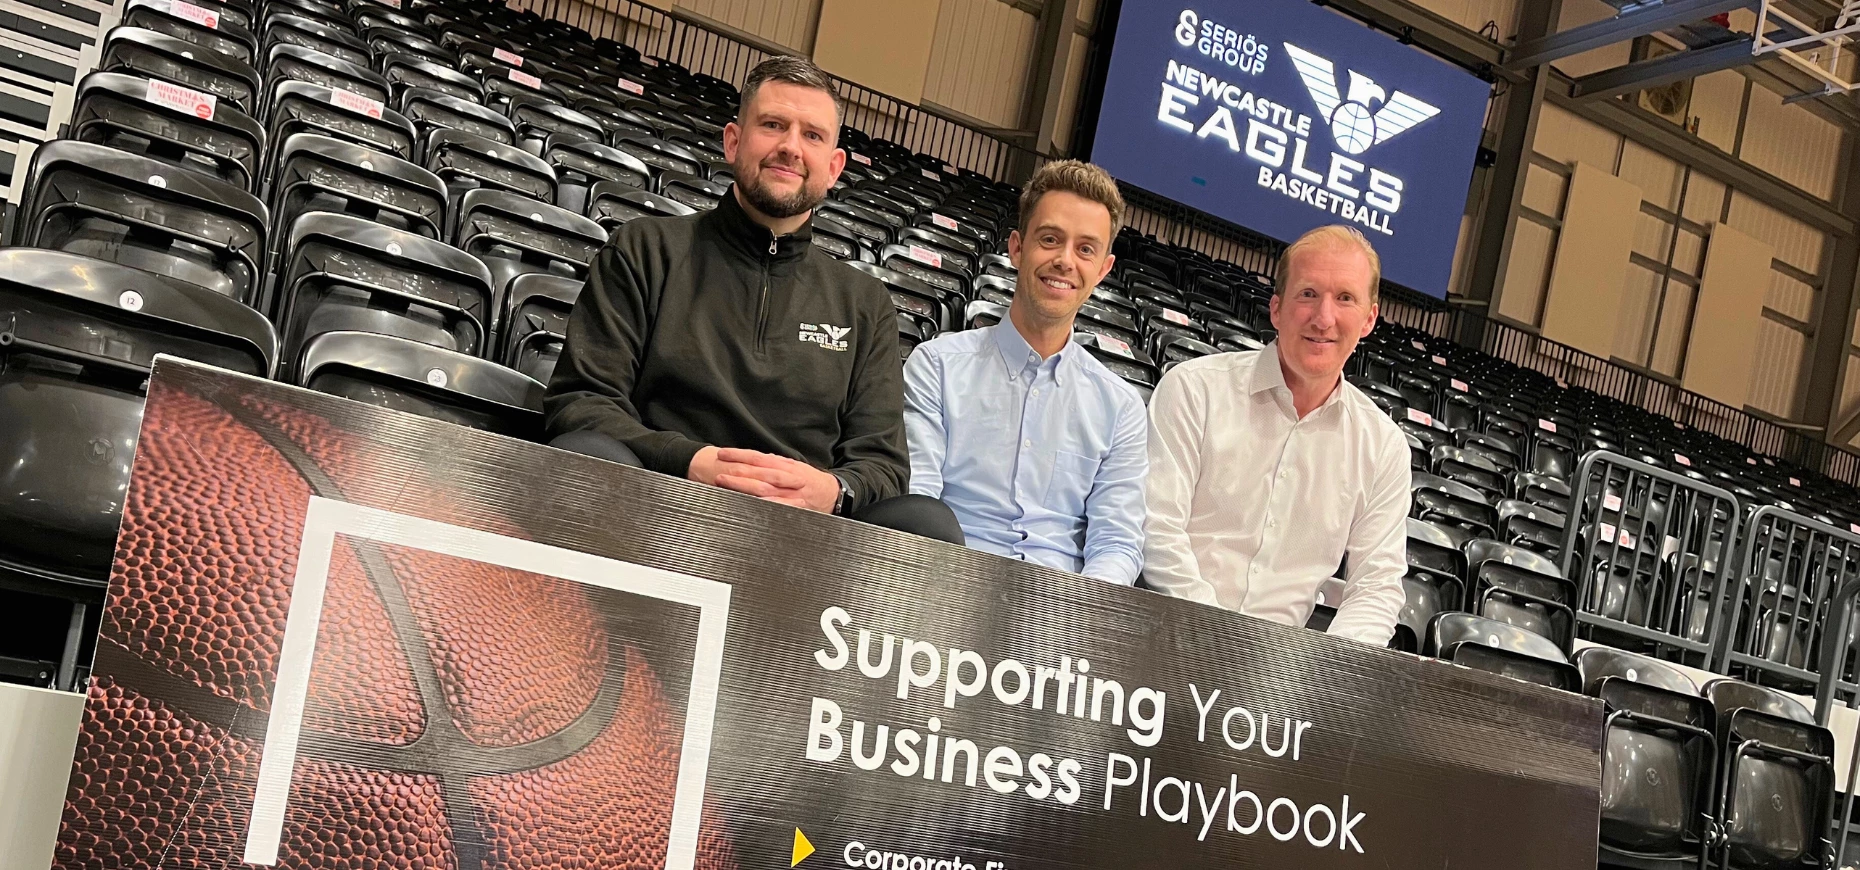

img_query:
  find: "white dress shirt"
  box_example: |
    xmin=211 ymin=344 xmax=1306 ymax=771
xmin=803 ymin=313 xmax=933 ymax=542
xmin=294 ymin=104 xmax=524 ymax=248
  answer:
xmin=1143 ymin=344 xmax=1410 ymax=644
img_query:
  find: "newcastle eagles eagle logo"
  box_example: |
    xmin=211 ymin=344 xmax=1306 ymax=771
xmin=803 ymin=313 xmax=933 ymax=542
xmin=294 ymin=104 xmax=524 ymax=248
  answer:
xmin=1283 ymin=43 xmax=1440 ymax=155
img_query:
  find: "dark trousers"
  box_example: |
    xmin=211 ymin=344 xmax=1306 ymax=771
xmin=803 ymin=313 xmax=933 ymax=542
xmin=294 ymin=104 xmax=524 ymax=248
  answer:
xmin=549 ymin=431 xmax=964 ymax=545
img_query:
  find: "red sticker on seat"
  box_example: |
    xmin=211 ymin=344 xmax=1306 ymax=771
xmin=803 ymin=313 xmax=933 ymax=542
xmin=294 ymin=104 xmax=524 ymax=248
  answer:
xmin=509 ymin=69 xmax=543 ymax=89
xmin=1162 ymin=309 xmax=1192 ymax=326
xmin=146 ymin=79 xmax=215 ymax=119
xmin=850 ymin=152 xmax=872 ymax=166
xmin=493 ymin=48 xmax=524 ymax=67
xmin=1537 ymin=419 xmax=1556 ymax=433
xmin=329 ymin=87 xmax=384 ymax=119
xmin=930 ymin=213 xmax=958 ymax=231
xmin=168 ymin=0 xmax=218 ymax=28
xmin=616 ymin=78 xmax=645 ymax=95
xmin=907 ymin=245 xmax=942 ymax=269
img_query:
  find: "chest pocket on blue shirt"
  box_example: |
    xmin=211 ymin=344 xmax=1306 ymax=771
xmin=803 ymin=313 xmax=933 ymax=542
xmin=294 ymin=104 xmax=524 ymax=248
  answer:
xmin=1044 ymin=449 xmax=1099 ymax=519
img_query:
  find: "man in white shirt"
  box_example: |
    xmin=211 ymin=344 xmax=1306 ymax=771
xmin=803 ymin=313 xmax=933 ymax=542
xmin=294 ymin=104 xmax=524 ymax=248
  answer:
xmin=1143 ymin=225 xmax=1409 ymax=644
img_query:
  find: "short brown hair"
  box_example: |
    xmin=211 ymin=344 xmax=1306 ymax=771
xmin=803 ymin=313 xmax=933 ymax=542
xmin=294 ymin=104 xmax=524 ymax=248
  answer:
xmin=739 ymin=55 xmax=844 ymax=131
xmin=1017 ymin=159 xmax=1126 ymax=240
xmin=1275 ymin=225 xmax=1383 ymax=304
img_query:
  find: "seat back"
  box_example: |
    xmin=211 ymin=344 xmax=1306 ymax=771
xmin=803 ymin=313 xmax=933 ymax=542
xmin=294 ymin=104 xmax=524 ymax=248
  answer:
xmin=267 ymin=132 xmax=448 ymax=262
xmin=542 ymin=137 xmax=649 ymax=215
xmin=262 ymin=12 xmax=371 ymax=68
xmin=500 ymin=273 xmax=580 ymax=383
xmin=382 ymin=53 xmax=483 ymax=104
xmin=401 ymin=87 xmax=517 ymax=151
xmin=424 ymin=128 xmax=556 ymax=220
xmin=1465 ymin=538 xmax=1576 ymax=649
xmin=1702 ymin=678 xmax=1834 ymax=869
xmin=123 ymin=0 xmax=259 ymax=63
xmin=15 ymin=140 xmax=268 ymax=304
xmin=276 ymin=212 xmax=495 ymax=374
xmin=265 ymin=43 xmax=389 ymax=107
xmin=453 ymin=188 xmax=604 ymax=332
xmin=658 ymin=171 xmax=727 ymax=211
xmin=1573 ymin=648 xmax=1713 ymax=860
xmin=298 ymin=331 xmax=543 ymax=437
xmin=101 ymin=26 xmax=262 ymax=114
xmin=1423 ymin=612 xmax=1579 ymax=690
xmin=586 ymin=180 xmax=696 ymax=229
xmin=0 ymin=249 xmax=275 ymax=578
xmin=508 ymin=96 xmax=603 ymax=155
xmin=265 ymin=80 xmax=417 ymax=175
xmin=612 ymin=133 xmax=703 ymax=181
xmin=72 ymin=71 xmax=266 ymax=191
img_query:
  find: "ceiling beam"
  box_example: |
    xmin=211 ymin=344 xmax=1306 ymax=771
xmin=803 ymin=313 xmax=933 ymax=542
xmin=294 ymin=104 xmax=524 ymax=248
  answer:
xmin=1506 ymin=0 xmax=1756 ymax=71
xmin=1310 ymin=0 xmax=1507 ymax=76
xmin=1569 ymin=36 xmax=1758 ymax=101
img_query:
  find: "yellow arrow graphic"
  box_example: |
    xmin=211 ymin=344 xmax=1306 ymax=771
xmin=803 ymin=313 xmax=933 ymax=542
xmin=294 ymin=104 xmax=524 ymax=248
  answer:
xmin=791 ymin=828 xmax=815 ymax=867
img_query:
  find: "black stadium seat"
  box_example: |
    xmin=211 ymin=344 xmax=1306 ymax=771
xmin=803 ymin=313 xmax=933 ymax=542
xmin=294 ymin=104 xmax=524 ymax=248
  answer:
xmin=13 ymin=140 xmax=268 ymax=305
xmin=586 ymin=181 xmax=694 ymax=229
xmin=0 ymin=248 xmax=277 ymax=689
xmin=1424 ymin=612 xmax=1579 ymax=691
xmin=423 ymin=128 xmax=556 ymax=228
xmin=101 ymin=26 xmax=263 ymax=115
xmin=1574 ymin=648 xmax=1714 ymax=870
xmin=500 ymin=273 xmax=580 ymax=383
xmin=71 ymin=71 xmax=266 ymax=191
xmin=268 ymin=132 xmax=448 ymax=253
xmin=452 ymin=187 xmax=604 ymax=331
xmin=266 ymin=43 xmax=392 ymax=106
xmin=273 ymin=211 xmax=495 ymax=376
xmin=296 ymin=330 xmax=543 ymax=437
xmin=545 ymin=137 xmax=652 ymax=215
xmin=402 ymin=87 xmax=518 ymax=150
xmin=264 ymin=80 xmax=418 ymax=174
xmin=382 ymin=53 xmax=483 ymax=104
xmin=123 ymin=0 xmax=259 ymax=64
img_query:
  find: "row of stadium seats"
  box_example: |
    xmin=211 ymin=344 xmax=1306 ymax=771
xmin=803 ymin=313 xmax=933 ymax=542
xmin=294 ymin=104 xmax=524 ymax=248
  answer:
xmin=0 ymin=0 xmax=1857 ymax=863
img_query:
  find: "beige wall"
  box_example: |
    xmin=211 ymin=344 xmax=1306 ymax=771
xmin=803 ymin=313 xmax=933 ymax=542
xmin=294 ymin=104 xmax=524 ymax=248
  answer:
xmin=1683 ymin=223 xmax=1774 ymax=407
xmin=922 ymin=0 xmax=1041 ymax=128
xmin=677 ymin=0 xmax=820 ymax=52
xmin=812 ymin=0 xmax=942 ymax=104
xmin=1540 ymin=162 xmax=1642 ymax=358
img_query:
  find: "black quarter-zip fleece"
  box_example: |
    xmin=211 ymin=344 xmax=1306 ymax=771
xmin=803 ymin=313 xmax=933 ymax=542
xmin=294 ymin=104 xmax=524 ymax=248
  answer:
xmin=544 ymin=186 xmax=908 ymax=511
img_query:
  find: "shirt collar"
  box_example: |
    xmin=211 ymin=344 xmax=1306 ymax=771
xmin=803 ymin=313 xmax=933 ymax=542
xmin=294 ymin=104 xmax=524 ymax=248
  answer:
xmin=1252 ymin=341 xmax=1345 ymax=417
xmin=991 ymin=321 xmax=1072 ymax=386
xmin=707 ymin=183 xmax=815 ymax=263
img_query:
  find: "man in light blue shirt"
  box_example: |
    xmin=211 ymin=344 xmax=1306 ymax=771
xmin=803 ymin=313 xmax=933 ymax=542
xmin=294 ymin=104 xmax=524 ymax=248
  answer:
xmin=903 ymin=160 xmax=1147 ymax=583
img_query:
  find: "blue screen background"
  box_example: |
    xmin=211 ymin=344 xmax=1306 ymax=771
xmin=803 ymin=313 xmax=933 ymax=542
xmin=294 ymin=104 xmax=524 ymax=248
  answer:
xmin=1089 ymin=0 xmax=1491 ymax=297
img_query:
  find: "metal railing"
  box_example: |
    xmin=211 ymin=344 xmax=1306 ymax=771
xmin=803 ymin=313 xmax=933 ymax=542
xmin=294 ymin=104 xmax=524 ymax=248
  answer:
xmin=1721 ymin=507 xmax=1860 ymax=702
xmin=1559 ymin=450 xmax=1742 ymax=668
xmin=520 ymin=0 xmax=1044 ymax=182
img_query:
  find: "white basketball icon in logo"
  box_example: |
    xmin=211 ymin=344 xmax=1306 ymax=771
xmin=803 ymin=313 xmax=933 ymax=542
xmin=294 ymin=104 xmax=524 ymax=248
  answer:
xmin=1330 ymin=102 xmax=1377 ymax=155
xmin=1284 ymin=42 xmax=1442 ymax=156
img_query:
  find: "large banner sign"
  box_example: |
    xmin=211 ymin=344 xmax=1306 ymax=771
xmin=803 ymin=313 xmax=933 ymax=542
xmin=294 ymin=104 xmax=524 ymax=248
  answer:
xmin=56 ymin=359 xmax=1600 ymax=869
xmin=1090 ymin=0 xmax=1490 ymax=296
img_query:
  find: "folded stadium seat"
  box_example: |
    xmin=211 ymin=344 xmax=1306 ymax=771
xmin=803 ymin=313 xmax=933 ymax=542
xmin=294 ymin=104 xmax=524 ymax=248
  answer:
xmin=499 ymin=272 xmax=577 ymax=382
xmin=264 ymin=80 xmax=415 ymax=180
xmin=1495 ymin=498 xmax=1567 ymax=557
xmin=848 ymin=262 xmax=955 ymax=334
xmin=580 ymin=176 xmax=686 ymax=223
xmin=14 ymin=140 xmax=268 ymax=303
xmin=1432 ymin=445 xmax=1508 ymax=501
xmin=1140 ymin=303 xmax=1211 ymax=349
xmin=1483 ymin=403 xmax=1533 ymax=438
xmin=576 ymin=99 xmax=659 ymax=142
xmin=1534 ymin=429 xmax=1579 ymax=479
xmin=963 ymin=299 xmax=1006 ymax=331
xmin=1515 ymin=470 xmax=1574 ymax=510
xmin=1573 ymin=648 xmax=1716 ymax=869
xmin=1209 ymin=327 xmax=1265 ymax=354
xmin=662 ymin=129 xmax=723 ymax=162
xmin=274 ymin=211 xmax=494 ymax=377
xmin=840 ymin=189 xmax=910 ymax=229
xmin=1457 ymin=430 xmax=1522 ymax=473
xmin=976 ymin=254 xmax=1014 ymax=281
xmin=507 ymin=96 xmax=602 ymax=156
xmin=1152 ymin=334 xmax=1217 ymax=370
xmin=0 ymin=248 xmax=277 ymax=689
xmin=124 ymin=0 xmax=260 ymax=63
xmin=170 ymin=0 xmax=251 ymax=28
xmin=268 ymin=131 xmax=446 ymax=238
xmin=1073 ymin=301 xmax=1143 ymax=355
xmin=879 ymin=244 xmax=969 ymax=303
xmin=423 ymin=128 xmax=555 ymax=231
xmin=296 ymin=330 xmax=543 ymax=437
xmin=480 ymin=70 xmax=564 ymax=116
xmin=363 ymin=25 xmax=452 ymax=66
xmin=1397 ymin=518 xmax=1470 ymax=652
xmin=1700 ymin=679 xmax=1834 ymax=870
xmin=452 ymin=188 xmax=603 ymax=335
xmin=611 ymin=134 xmax=703 ymax=189
xmin=270 ymin=0 xmax=345 ymax=25
xmin=455 ymin=38 xmax=550 ymax=82
xmin=401 ymin=87 xmax=516 ymax=156
xmin=1353 ymin=376 xmax=1407 ymax=412
xmin=698 ymin=159 xmax=734 ymax=186
xmin=621 ymin=99 xmax=697 ymax=136
xmin=916 ymin=211 xmax=992 ymax=252
xmin=1437 ymin=389 xmax=1480 ymax=431
xmin=1423 ymin=612 xmax=1579 ymax=690
xmin=658 ymin=172 xmax=728 ymax=211
xmin=811 ymin=216 xmax=867 ymax=262
xmin=899 ymin=225 xmax=978 ymax=261
xmin=71 ymin=71 xmax=266 ymax=191
xmin=970 ymin=275 xmax=1014 ymax=307
xmin=101 ymin=26 xmax=264 ymax=115
xmin=543 ymin=137 xmax=650 ymax=216
xmin=382 ymin=53 xmax=480 ymax=104
xmin=1195 ymin=307 xmax=1250 ymax=334
xmin=262 ymin=12 xmax=369 ymax=66
xmin=1072 ymin=332 xmax=1159 ymax=402
xmin=1412 ymin=472 xmax=1498 ymax=539
xmin=816 ymin=200 xmax=891 ymax=247
xmin=1464 ymin=539 xmax=1577 ymax=651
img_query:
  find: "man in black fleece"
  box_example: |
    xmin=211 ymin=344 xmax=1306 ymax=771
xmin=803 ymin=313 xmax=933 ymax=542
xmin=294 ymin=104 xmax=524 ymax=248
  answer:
xmin=544 ymin=55 xmax=961 ymax=543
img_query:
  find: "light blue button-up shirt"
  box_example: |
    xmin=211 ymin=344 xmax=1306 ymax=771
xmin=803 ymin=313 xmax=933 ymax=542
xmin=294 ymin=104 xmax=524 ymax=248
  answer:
xmin=903 ymin=322 xmax=1148 ymax=583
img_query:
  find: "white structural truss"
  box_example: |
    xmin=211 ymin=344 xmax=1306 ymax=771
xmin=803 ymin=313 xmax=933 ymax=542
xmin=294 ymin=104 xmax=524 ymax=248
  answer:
xmin=1756 ymin=0 xmax=1860 ymax=98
